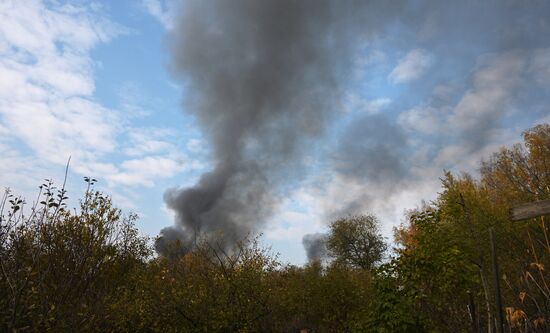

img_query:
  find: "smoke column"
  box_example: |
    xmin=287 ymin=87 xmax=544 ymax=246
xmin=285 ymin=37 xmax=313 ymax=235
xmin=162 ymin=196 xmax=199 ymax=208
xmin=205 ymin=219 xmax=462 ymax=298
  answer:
xmin=302 ymin=233 xmax=328 ymax=262
xmin=156 ymin=0 xmax=550 ymax=259
xmin=156 ymin=1 xmax=395 ymax=255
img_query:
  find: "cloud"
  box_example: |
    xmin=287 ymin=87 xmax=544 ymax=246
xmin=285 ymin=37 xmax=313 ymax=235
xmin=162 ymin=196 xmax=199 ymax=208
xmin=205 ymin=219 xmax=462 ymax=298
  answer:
xmin=0 ymin=0 xmax=189 ymax=199
xmin=449 ymin=52 xmax=524 ymax=136
xmin=109 ymin=155 xmax=187 ymax=187
xmin=267 ymin=171 xmax=441 ymax=247
xmin=0 ymin=1 xmax=122 ymax=182
xmin=389 ymin=49 xmax=433 ymax=83
xmin=124 ymin=127 xmax=177 ymax=157
xmin=399 ymin=50 xmax=548 ymax=161
xmin=141 ymin=0 xmax=177 ymax=30
xmin=265 ymin=185 xmax=326 ymax=242
xmin=344 ymin=94 xmax=391 ymax=114
xmin=398 ymin=105 xmax=450 ymax=135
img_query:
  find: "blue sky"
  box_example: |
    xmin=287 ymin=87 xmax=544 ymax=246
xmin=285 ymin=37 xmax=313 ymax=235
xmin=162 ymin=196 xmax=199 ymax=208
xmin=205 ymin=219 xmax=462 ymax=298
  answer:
xmin=2 ymin=0 xmax=550 ymax=264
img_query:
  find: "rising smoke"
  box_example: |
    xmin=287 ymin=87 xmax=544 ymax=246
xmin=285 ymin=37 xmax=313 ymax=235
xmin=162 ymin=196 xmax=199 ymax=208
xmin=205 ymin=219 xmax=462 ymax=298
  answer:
xmin=157 ymin=0 xmax=550 ymax=260
xmin=157 ymin=0 xmax=400 ymax=255
xmin=302 ymin=233 xmax=328 ymax=262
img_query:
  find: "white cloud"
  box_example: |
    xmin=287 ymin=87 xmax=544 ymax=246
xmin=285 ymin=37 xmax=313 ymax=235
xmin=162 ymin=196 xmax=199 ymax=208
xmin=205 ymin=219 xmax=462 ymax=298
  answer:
xmin=399 ymin=51 xmax=542 ymax=167
xmin=389 ymin=48 xmax=433 ymax=83
xmin=0 ymin=0 xmax=123 ymax=176
xmin=186 ymin=138 xmax=205 ymax=153
xmin=0 ymin=0 xmax=191 ymax=198
xmin=344 ymin=93 xmax=391 ymax=114
xmin=124 ymin=128 xmax=177 ymax=157
xmin=141 ymin=0 xmax=177 ymax=30
xmin=265 ymin=185 xmax=326 ymax=242
xmin=109 ymin=156 xmax=186 ymax=187
xmin=398 ymin=105 xmax=449 ymax=134
xmin=0 ymin=144 xmax=48 ymax=191
xmin=449 ymin=52 xmax=525 ymax=131
xmin=265 ymin=173 xmax=441 ymax=246
xmin=433 ymin=133 xmax=519 ymax=175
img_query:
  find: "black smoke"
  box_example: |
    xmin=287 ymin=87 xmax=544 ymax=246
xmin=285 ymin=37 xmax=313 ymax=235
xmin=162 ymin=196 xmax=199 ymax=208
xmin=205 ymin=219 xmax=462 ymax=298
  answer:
xmin=302 ymin=233 xmax=328 ymax=263
xmin=154 ymin=226 xmax=190 ymax=259
xmin=158 ymin=0 xmax=550 ymax=260
xmin=333 ymin=115 xmax=407 ymax=183
xmin=157 ymin=0 xmax=401 ymax=255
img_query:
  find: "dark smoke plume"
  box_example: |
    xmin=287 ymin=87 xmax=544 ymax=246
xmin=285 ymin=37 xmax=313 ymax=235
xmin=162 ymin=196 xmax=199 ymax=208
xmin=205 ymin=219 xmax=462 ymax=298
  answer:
xmin=154 ymin=226 xmax=190 ymax=259
xmin=322 ymin=114 xmax=409 ymax=222
xmin=158 ymin=1 xmax=398 ymax=255
xmin=302 ymin=233 xmax=328 ymax=262
xmin=333 ymin=115 xmax=407 ymax=183
xmin=157 ymin=0 xmax=550 ymax=260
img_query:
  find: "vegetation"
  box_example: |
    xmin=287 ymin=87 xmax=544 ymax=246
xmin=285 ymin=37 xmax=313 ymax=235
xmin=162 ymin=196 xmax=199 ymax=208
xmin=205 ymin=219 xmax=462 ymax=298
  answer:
xmin=326 ymin=214 xmax=387 ymax=270
xmin=1 ymin=123 xmax=550 ymax=332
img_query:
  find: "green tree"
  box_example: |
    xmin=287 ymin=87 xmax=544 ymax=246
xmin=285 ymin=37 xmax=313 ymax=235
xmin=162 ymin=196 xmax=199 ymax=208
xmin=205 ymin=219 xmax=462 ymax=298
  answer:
xmin=326 ymin=214 xmax=387 ymax=270
xmin=271 ymin=261 xmax=373 ymax=333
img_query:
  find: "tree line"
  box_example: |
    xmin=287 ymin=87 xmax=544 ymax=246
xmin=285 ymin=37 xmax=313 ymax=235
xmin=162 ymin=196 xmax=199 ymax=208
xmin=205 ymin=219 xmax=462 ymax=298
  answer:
xmin=2 ymin=124 xmax=550 ymax=332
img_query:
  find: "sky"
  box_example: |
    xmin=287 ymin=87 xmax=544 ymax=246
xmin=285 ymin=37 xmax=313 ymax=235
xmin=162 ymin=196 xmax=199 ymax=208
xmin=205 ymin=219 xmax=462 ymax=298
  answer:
xmin=1 ymin=0 xmax=550 ymax=264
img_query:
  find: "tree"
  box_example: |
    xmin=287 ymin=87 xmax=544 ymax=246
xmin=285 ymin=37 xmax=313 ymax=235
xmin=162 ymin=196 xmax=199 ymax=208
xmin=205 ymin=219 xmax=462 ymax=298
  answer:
xmin=381 ymin=124 xmax=550 ymax=331
xmin=326 ymin=214 xmax=387 ymax=270
xmin=0 ymin=179 xmax=150 ymax=332
xmin=481 ymin=123 xmax=550 ymax=205
xmin=381 ymin=205 xmax=480 ymax=332
xmin=112 ymin=235 xmax=281 ymax=333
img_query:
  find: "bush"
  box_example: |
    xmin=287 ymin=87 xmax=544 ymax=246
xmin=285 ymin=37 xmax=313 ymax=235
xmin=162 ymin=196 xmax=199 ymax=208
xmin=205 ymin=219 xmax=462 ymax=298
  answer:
xmin=0 ymin=179 xmax=150 ymax=332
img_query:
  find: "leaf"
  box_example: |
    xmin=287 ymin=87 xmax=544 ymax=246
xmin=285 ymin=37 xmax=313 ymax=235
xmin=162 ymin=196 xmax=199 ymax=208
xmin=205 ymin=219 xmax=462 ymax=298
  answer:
xmin=530 ymin=262 xmax=544 ymax=271
xmin=519 ymin=291 xmax=526 ymax=303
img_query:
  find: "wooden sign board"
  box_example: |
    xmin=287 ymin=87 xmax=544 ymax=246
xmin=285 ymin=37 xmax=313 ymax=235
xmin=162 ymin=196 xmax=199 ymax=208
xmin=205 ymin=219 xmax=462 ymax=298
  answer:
xmin=510 ymin=199 xmax=550 ymax=221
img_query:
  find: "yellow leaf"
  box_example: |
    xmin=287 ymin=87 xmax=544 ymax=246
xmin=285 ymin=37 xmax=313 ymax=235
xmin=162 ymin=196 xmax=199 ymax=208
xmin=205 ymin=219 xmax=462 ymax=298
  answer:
xmin=519 ymin=291 xmax=526 ymax=303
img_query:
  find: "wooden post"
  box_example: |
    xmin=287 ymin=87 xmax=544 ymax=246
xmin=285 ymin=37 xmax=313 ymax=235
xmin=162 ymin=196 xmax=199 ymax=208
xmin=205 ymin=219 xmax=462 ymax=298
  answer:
xmin=468 ymin=291 xmax=479 ymax=333
xmin=509 ymin=199 xmax=550 ymax=221
xmin=489 ymin=228 xmax=504 ymax=333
